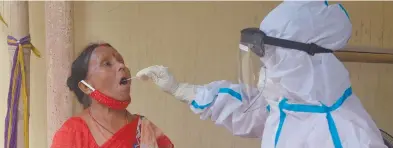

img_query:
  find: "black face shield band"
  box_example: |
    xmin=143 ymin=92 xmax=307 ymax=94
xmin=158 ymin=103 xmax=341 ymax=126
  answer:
xmin=240 ymin=28 xmax=334 ymax=57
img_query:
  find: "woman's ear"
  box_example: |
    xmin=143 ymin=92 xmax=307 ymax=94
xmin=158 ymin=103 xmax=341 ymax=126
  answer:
xmin=78 ymin=81 xmax=92 ymax=95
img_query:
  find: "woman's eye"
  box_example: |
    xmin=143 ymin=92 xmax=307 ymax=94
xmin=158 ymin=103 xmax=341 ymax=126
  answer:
xmin=103 ymin=61 xmax=112 ymax=66
xmin=117 ymin=57 xmax=125 ymax=64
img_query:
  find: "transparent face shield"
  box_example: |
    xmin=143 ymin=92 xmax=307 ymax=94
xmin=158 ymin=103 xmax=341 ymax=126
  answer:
xmin=237 ymin=27 xmax=335 ymax=112
xmin=238 ymin=28 xmax=267 ymax=112
xmin=238 ymin=43 xmax=266 ymax=112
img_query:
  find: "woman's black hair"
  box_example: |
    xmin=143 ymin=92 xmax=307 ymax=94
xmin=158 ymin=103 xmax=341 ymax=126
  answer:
xmin=67 ymin=43 xmax=112 ymax=109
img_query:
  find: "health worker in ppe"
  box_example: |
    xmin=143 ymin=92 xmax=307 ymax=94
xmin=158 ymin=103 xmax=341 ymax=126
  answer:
xmin=136 ymin=1 xmax=387 ymax=148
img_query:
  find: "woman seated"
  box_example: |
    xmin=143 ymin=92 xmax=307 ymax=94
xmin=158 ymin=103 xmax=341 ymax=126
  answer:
xmin=51 ymin=43 xmax=174 ymax=148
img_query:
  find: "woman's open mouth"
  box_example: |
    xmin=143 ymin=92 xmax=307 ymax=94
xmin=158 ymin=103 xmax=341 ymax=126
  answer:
xmin=119 ymin=77 xmax=129 ymax=85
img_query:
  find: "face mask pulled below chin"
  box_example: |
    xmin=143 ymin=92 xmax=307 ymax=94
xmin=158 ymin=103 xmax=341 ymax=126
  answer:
xmin=80 ymin=80 xmax=130 ymax=110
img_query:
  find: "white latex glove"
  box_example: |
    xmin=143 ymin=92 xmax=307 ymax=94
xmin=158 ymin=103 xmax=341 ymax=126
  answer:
xmin=136 ymin=65 xmax=198 ymax=103
xmin=136 ymin=65 xmax=179 ymax=94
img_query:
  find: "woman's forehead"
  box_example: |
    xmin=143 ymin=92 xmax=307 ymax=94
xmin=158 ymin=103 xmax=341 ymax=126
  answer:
xmin=89 ymin=46 xmax=121 ymax=64
xmin=91 ymin=46 xmax=120 ymax=58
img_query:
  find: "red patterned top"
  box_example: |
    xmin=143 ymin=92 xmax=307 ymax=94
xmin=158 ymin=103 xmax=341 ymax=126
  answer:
xmin=51 ymin=115 xmax=174 ymax=148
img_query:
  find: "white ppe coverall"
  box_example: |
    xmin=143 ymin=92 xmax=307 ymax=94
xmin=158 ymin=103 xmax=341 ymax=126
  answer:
xmin=136 ymin=1 xmax=387 ymax=148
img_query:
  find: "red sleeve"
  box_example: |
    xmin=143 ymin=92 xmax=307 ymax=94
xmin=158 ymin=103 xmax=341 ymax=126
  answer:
xmin=139 ymin=116 xmax=174 ymax=148
xmin=50 ymin=117 xmax=87 ymax=148
xmin=157 ymin=135 xmax=174 ymax=148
